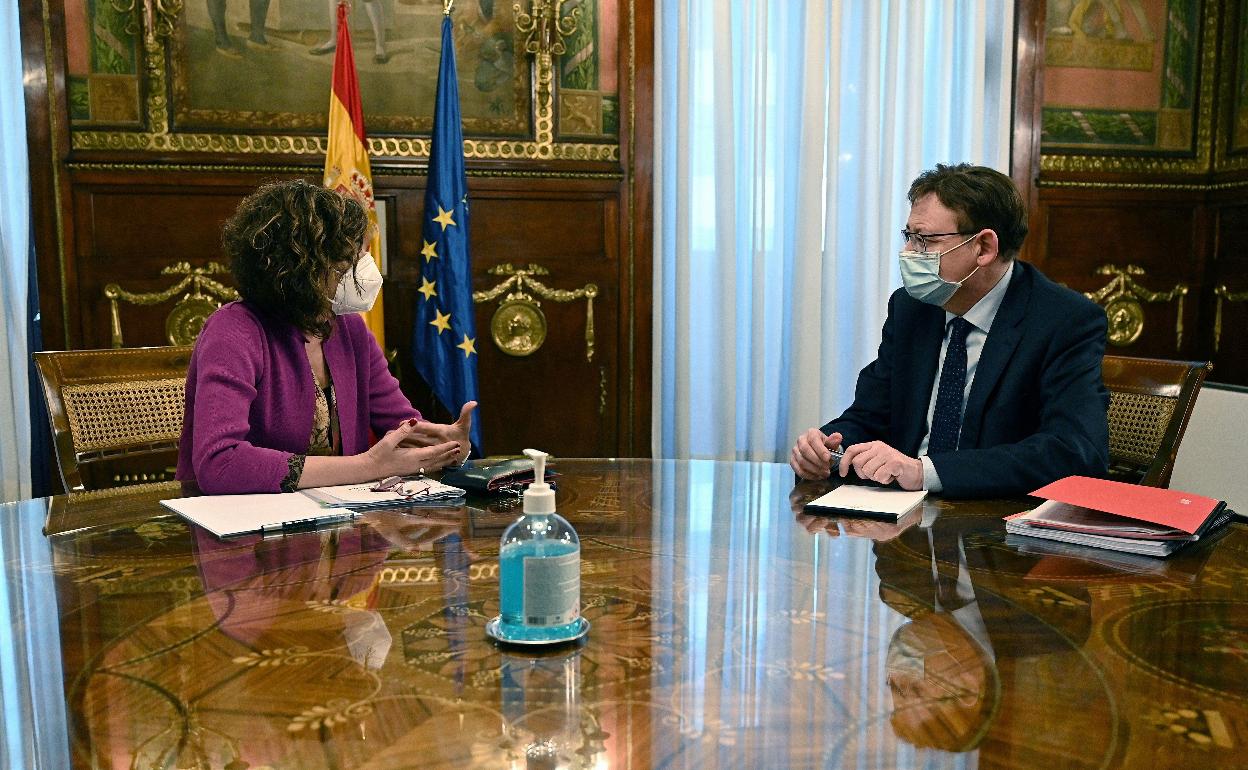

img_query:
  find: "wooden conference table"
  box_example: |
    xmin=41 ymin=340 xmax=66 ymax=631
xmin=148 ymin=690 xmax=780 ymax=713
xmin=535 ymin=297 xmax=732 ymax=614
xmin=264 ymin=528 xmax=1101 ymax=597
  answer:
xmin=2 ymin=459 xmax=1246 ymax=769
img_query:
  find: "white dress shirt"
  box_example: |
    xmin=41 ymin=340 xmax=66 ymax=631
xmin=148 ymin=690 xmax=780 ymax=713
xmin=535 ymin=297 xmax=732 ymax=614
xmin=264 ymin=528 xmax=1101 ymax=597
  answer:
xmin=918 ymin=263 xmax=1014 ymax=492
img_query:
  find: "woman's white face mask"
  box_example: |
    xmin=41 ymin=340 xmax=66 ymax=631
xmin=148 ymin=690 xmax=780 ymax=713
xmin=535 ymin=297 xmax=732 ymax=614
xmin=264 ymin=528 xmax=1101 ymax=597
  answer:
xmin=331 ymin=252 xmax=384 ymax=315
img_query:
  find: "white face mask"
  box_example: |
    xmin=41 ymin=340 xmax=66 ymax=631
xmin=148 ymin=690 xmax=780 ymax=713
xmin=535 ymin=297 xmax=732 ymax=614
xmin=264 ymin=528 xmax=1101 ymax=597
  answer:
xmin=898 ymin=234 xmax=980 ymax=307
xmin=331 ymin=252 xmax=384 ymax=315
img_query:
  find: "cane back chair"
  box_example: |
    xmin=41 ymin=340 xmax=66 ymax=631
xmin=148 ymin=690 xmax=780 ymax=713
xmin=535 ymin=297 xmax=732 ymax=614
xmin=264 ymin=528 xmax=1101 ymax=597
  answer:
xmin=34 ymin=346 xmax=193 ymax=493
xmin=1102 ymin=355 xmax=1211 ymax=488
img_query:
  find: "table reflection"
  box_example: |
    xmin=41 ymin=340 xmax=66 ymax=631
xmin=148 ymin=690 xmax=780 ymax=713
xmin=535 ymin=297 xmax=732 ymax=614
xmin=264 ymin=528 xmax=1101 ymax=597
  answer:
xmin=0 ymin=459 xmax=1244 ymax=769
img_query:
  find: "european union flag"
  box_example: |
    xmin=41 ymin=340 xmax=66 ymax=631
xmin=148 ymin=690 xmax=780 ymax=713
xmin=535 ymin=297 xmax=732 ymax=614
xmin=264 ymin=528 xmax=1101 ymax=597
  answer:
xmin=412 ymin=13 xmax=482 ymax=452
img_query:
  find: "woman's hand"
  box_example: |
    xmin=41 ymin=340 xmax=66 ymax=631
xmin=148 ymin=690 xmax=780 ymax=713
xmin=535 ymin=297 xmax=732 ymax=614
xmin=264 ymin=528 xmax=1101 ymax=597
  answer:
xmin=367 ymin=422 xmax=462 ymax=477
xmin=398 ymin=401 xmax=476 ymax=464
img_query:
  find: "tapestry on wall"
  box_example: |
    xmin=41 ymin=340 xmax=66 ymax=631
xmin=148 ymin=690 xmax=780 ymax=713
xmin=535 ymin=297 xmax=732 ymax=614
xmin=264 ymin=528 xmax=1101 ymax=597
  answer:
xmin=61 ymin=0 xmax=620 ymax=141
xmin=1041 ymin=0 xmax=1202 ymax=154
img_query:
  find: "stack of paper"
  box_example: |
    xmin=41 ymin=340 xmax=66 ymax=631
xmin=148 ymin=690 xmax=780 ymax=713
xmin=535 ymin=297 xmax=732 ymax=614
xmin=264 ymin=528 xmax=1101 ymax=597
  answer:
xmin=162 ymin=477 xmax=467 ymax=538
xmin=1006 ymin=476 xmax=1233 ymax=558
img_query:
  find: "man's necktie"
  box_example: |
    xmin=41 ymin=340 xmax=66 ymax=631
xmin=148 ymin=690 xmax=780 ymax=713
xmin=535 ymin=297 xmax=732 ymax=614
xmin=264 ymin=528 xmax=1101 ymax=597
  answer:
xmin=928 ymin=317 xmax=974 ymax=454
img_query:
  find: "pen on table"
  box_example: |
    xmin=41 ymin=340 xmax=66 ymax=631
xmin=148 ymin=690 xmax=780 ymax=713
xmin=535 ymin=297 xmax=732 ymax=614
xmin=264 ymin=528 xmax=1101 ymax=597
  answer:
xmin=260 ymin=511 xmax=358 ymax=536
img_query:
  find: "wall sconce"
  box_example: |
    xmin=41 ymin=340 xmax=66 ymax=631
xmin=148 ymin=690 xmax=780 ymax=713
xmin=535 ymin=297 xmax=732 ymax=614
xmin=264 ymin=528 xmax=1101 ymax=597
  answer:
xmin=514 ymin=1 xmax=583 ymax=104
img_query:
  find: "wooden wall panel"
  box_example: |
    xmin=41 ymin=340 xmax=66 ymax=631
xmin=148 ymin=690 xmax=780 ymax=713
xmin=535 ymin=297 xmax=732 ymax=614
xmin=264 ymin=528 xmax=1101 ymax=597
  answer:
xmin=1039 ymin=194 xmax=1206 ymax=359
xmin=70 ymin=182 xmax=250 ymax=348
xmin=1210 ymin=202 xmax=1248 ymax=382
xmin=60 ymin=174 xmax=636 ymax=460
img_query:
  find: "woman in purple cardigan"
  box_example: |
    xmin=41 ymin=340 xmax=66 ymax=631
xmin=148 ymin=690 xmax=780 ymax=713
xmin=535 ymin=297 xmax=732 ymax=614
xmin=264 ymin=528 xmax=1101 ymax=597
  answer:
xmin=177 ymin=180 xmax=474 ymax=494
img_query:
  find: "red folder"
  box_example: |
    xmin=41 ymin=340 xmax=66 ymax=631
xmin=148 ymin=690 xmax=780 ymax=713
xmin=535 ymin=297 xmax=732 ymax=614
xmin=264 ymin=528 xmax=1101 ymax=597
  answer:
xmin=1029 ymin=476 xmax=1222 ymax=536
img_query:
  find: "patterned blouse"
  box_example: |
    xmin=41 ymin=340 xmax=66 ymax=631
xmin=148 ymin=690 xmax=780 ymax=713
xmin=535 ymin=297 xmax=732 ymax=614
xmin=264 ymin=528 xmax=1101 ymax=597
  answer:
xmin=280 ymin=365 xmax=340 ymax=492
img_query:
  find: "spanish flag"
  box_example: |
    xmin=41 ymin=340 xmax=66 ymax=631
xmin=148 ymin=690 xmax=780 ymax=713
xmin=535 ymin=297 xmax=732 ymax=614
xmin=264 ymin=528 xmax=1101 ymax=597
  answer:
xmin=323 ymin=0 xmax=385 ymax=348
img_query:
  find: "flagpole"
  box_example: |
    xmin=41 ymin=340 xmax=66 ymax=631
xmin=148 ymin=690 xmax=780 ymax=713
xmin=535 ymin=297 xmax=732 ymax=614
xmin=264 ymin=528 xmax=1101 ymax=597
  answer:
xmin=443 ymin=0 xmax=454 ymax=15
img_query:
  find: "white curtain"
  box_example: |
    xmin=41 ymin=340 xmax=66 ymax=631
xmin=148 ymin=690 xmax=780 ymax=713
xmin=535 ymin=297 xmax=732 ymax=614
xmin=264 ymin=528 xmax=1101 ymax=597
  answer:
xmin=0 ymin=0 xmax=32 ymax=502
xmin=654 ymin=0 xmax=1014 ymax=461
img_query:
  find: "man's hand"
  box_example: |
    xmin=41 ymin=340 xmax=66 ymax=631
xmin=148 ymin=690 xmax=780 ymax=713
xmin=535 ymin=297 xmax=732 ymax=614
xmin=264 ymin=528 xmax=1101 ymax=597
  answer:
xmin=839 ymin=441 xmax=924 ymax=490
xmin=790 ymin=429 xmax=844 ymax=480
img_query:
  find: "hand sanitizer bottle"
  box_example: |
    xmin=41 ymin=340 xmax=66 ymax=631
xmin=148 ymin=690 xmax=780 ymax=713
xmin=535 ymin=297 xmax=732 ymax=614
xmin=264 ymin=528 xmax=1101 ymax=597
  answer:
xmin=494 ymin=449 xmax=584 ymax=643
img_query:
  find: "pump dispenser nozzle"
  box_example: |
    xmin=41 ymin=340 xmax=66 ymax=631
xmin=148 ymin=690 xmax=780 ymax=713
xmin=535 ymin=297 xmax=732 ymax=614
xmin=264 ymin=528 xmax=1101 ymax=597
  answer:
xmin=521 ymin=448 xmax=555 ymax=514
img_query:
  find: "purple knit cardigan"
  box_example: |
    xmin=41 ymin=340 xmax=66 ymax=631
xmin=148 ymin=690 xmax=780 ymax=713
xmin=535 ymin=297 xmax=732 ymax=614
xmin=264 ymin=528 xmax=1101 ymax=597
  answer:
xmin=176 ymin=301 xmax=421 ymax=494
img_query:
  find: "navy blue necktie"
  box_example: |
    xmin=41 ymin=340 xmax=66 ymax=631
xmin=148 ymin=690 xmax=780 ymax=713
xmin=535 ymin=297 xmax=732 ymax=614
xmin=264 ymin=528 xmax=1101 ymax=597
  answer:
xmin=928 ymin=317 xmax=974 ymax=455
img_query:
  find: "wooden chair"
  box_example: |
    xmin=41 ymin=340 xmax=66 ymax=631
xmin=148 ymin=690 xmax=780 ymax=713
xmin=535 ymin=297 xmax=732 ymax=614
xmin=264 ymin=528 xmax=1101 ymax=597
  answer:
xmin=1102 ymin=355 xmax=1212 ymax=488
xmin=33 ymin=346 xmax=193 ymax=493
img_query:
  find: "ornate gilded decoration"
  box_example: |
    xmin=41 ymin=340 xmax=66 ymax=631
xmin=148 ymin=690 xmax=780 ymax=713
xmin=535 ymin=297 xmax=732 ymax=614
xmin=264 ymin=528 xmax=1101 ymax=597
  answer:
xmin=1084 ymin=264 xmax=1188 ymax=349
xmin=490 ymin=299 xmax=549 ymax=357
xmin=1214 ymin=285 xmax=1248 ymax=352
xmin=599 ymin=365 xmax=607 ymax=416
xmin=514 ymin=0 xmax=582 ymax=100
xmin=1036 ymin=179 xmax=1248 ymax=191
xmin=514 ymin=0 xmax=582 ymax=157
xmin=473 ymin=263 xmax=598 ymax=360
xmin=104 ymin=261 xmax=238 ymax=347
xmin=63 ymin=160 xmax=625 ymax=180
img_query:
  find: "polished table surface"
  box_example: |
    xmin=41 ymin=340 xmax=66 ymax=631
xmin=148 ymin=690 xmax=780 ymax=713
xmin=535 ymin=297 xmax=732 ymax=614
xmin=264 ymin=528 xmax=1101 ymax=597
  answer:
xmin=2 ymin=460 xmax=1247 ymax=769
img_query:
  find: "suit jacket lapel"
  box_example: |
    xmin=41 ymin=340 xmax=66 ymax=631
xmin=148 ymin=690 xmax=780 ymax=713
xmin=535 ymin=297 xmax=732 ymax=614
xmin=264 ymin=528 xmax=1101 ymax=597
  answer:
xmin=898 ymin=301 xmax=945 ymax=455
xmin=960 ymin=261 xmax=1029 ymax=448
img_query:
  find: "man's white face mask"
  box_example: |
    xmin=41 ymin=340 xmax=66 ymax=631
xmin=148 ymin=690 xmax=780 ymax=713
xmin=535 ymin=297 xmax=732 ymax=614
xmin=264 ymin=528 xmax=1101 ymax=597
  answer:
xmin=898 ymin=234 xmax=980 ymax=307
xmin=331 ymin=252 xmax=383 ymax=315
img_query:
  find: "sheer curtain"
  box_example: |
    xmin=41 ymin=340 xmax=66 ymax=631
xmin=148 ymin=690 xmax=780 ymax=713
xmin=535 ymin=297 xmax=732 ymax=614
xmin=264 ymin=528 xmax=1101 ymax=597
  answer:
xmin=655 ymin=0 xmax=1014 ymax=461
xmin=0 ymin=0 xmax=32 ymax=501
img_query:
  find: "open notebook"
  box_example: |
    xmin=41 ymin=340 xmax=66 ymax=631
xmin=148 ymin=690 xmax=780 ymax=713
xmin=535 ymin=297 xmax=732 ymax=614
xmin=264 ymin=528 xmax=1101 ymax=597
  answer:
xmin=162 ymin=477 xmax=465 ymax=538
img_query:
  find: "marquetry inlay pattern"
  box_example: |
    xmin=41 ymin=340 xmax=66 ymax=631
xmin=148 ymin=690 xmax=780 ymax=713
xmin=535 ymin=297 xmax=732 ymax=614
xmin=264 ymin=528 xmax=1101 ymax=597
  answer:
xmin=4 ymin=460 xmax=1245 ymax=769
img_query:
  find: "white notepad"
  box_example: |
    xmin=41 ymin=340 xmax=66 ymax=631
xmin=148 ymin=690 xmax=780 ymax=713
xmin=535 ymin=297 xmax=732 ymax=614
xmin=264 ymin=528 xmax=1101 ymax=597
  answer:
xmin=160 ymin=493 xmax=359 ymax=538
xmin=803 ymin=485 xmax=928 ymax=521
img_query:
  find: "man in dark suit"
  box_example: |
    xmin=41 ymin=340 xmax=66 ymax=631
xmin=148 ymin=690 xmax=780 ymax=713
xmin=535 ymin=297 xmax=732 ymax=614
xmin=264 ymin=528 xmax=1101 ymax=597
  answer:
xmin=790 ymin=164 xmax=1108 ymax=498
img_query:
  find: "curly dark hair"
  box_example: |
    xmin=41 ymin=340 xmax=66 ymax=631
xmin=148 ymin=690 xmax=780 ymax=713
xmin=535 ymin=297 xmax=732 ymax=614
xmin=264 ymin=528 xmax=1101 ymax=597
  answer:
xmin=908 ymin=164 xmax=1028 ymax=259
xmin=223 ymin=179 xmax=369 ymax=338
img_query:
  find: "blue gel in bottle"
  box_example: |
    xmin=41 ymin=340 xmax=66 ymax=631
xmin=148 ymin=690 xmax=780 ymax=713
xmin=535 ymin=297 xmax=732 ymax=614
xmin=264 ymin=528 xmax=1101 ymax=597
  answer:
xmin=496 ymin=449 xmax=582 ymax=643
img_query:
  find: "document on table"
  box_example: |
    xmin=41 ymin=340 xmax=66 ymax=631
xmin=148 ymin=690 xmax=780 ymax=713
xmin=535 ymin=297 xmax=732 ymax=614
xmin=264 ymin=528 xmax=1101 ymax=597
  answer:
xmin=803 ymin=485 xmax=928 ymax=521
xmin=160 ymin=493 xmax=359 ymax=538
xmin=301 ymin=478 xmax=465 ymax=508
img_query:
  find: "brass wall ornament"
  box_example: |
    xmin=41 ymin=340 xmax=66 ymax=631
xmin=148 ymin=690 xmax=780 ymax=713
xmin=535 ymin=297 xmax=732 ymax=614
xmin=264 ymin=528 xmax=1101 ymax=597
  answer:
xmin=1084 ymin=264 xmax=1188 ymax=350
xmin=105 ymin=261 xmax=238 ymax=348
xmin=514 ymin=0 xmax=581 ymax=156
xmin=514 ymin=1 xmax=583 ymax=58
xmin=473 ymin=263 xmax=598 ymax=360
xmin=1214 ymin=285 xmax=1248 ymax=352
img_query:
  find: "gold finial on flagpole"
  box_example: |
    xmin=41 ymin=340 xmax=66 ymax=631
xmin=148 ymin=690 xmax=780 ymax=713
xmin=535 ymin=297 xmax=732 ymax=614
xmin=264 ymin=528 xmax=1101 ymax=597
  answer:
xmin=443 ymin=0 xmax=455 ymax=15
